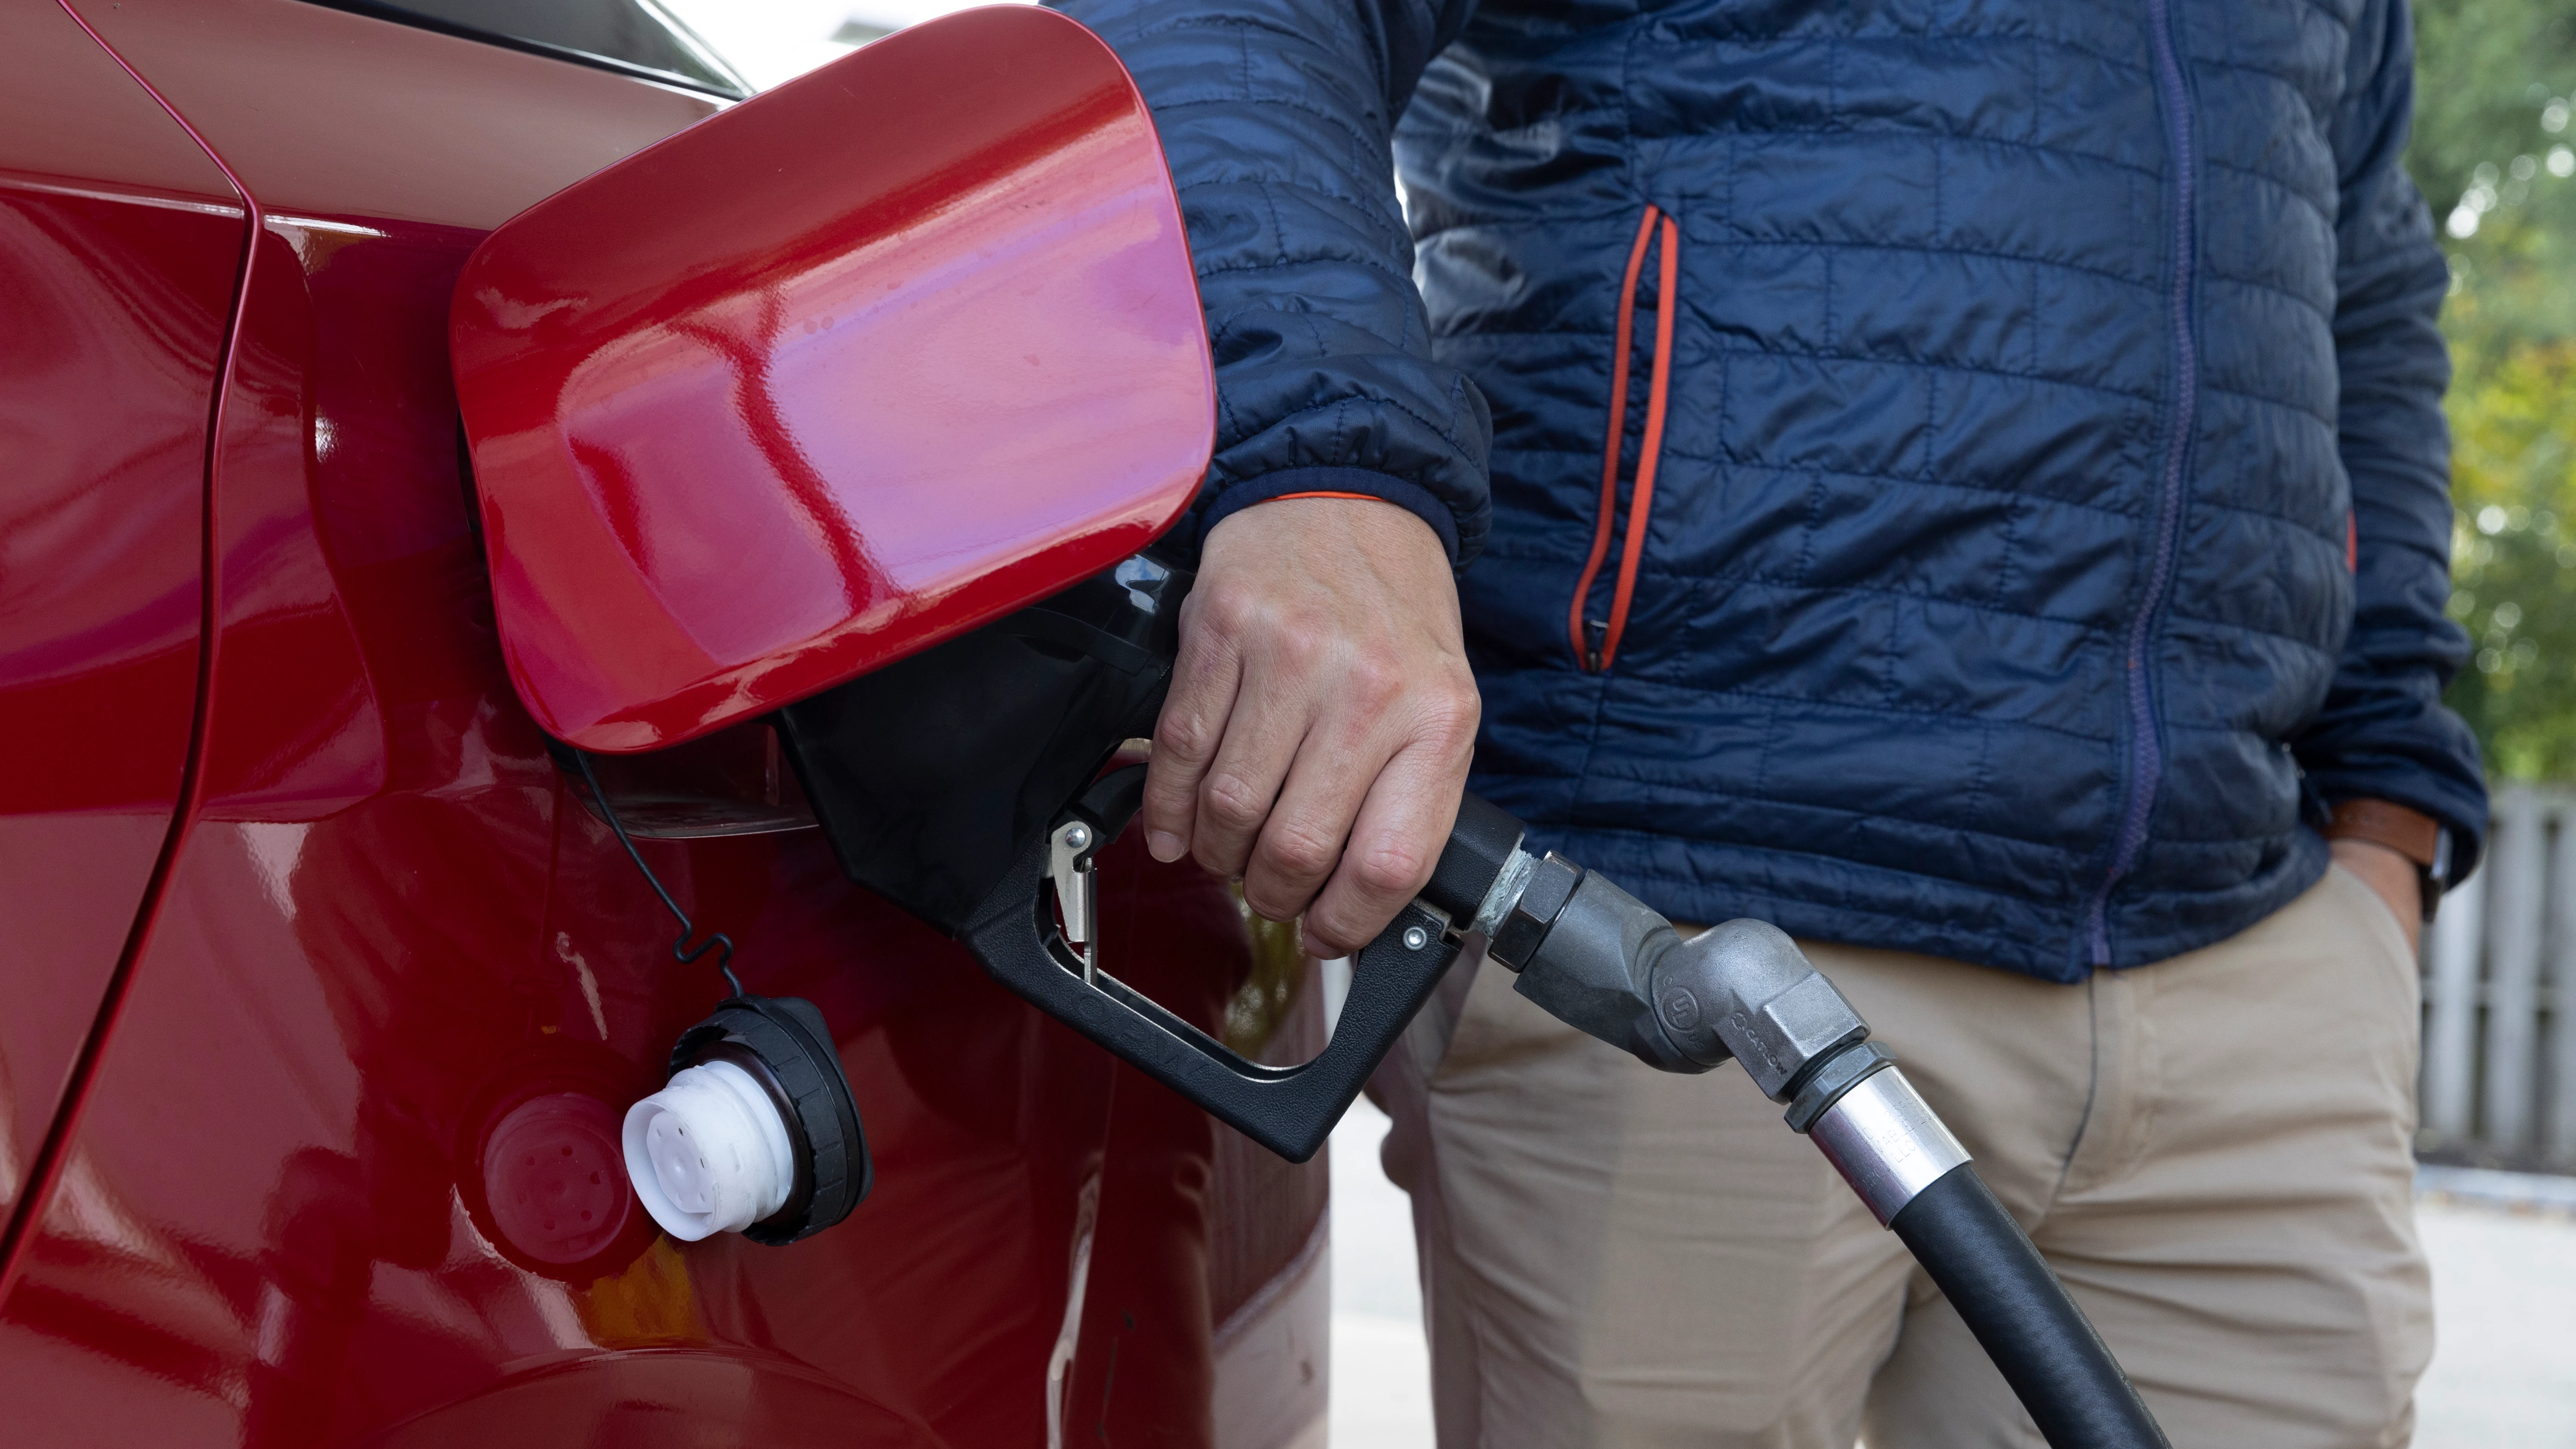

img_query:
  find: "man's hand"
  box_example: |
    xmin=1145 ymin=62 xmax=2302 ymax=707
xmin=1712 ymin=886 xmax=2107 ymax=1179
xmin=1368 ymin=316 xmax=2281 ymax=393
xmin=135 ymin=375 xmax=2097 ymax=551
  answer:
xmin=2330 ymin=837 xmax=2422 ymax=956
xmin=1143 ymin=496 xmax=1480 ymax=957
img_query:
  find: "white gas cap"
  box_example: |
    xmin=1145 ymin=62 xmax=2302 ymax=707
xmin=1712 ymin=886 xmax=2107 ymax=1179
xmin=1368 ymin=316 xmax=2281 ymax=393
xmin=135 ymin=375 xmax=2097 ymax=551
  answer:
xmin=622 ymin=1057 xmax=794 ymax=1240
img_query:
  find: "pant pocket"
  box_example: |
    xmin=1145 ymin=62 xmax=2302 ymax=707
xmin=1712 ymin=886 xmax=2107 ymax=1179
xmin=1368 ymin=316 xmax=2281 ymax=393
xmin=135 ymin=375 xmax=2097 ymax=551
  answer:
xmin=2326 ymin=861 xmax=2420 ymax=1002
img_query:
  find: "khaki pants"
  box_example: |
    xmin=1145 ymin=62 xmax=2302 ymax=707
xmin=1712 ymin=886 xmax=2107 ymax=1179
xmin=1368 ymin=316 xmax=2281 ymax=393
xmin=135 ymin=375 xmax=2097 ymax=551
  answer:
xmin=1370 ymin=865 xmax=2430 ymax=1448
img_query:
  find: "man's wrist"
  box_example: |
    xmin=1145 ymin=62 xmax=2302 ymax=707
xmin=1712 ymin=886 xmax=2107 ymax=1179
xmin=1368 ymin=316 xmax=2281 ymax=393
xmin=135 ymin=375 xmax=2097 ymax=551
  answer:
xmin=2321 ymin=797 xmax=2451 ymax=921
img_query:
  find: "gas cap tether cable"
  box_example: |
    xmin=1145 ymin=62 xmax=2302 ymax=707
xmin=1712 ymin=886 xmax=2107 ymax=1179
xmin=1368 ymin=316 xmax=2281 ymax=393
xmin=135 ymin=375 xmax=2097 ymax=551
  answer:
xmin=573 ymin=749 xmax=743 ymax=998
xmin=574 ymin=748 xmax=872 ymax=1246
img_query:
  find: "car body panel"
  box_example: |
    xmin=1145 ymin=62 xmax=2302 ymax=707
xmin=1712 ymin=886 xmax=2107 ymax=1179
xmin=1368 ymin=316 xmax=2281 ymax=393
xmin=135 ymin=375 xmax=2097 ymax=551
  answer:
xmin=0 ymin=0 xmax=242 ymax=1220
xmin=0 ymin=3 xmax=1327 ymax=1445
xmin=60 ymin=0 xmax=720 ymax=231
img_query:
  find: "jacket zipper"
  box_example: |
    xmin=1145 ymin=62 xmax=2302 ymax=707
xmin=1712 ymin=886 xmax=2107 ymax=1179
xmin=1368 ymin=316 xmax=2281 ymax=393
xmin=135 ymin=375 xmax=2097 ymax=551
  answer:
xmin=1569 ymin=205 xmax=1679 ymax=673
xmin=2086 ymin=3 xmax=2199 ymax=965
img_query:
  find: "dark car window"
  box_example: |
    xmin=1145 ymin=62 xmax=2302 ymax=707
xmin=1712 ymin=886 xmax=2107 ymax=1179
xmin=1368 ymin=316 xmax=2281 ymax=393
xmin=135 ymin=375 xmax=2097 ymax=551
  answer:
xmin=301 ymin=0 xmax=749 ymax=98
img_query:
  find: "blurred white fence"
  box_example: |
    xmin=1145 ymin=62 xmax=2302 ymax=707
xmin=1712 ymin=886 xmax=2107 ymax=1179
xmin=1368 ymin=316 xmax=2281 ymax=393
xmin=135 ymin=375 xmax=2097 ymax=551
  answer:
xmin=2421 ymin=784 xmax=2576 ymax=1166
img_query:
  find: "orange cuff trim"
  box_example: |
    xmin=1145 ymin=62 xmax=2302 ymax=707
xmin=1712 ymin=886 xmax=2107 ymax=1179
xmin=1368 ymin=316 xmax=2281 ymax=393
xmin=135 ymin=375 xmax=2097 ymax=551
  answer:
xmin=1264 ymin=490 xmax=1396 ymax=504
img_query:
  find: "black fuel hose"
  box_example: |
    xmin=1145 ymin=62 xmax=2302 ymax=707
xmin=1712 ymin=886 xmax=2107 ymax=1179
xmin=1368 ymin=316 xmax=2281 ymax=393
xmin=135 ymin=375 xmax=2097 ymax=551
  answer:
xmin=1888 ymin=1164 xmax=2170 ymax=1449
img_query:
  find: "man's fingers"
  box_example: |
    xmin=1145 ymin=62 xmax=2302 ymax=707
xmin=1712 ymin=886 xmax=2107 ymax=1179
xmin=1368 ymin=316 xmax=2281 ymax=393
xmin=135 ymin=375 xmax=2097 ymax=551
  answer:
xmin=1301 ymin=699 xmax=1478 ymax=957
xmin=1240 ymin=718 xmax=1384 ymax=925
xmin=1141 ymin=597 xmax=1243 ymax=862
xmin=1188 ymin=644 xmax=1320 ymax=881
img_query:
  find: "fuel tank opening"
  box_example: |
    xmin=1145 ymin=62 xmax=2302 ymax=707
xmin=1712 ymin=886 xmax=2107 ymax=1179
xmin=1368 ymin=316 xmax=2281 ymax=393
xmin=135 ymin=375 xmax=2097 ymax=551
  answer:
xmin=487 ymin=1092 xmax=638 ymax=1264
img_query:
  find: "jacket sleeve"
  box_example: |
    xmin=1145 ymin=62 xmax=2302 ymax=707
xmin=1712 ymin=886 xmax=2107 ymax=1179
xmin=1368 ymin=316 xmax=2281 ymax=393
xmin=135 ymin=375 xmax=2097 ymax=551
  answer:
xmin=1053 ymin=0 xmax=1492 ymax=564
xmin=2291 ymin=0 xmax=2489 ymax=879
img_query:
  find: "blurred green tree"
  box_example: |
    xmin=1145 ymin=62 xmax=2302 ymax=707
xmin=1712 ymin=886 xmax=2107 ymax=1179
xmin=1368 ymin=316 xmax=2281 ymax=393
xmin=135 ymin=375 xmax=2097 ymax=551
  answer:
xmin=2409 ymin=0 xmax=2576 ymax=778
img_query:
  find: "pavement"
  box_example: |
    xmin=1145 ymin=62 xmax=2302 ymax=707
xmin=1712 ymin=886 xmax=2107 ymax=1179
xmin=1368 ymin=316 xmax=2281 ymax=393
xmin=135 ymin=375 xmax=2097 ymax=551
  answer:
xmin=2414 ymin=1169 xmax=2576 ymax=1448
xmin=1328 ymin=1100 xmax=2576 ymax=1448
xmin=1328 ymin=1101 xmax=1436 ymax=1445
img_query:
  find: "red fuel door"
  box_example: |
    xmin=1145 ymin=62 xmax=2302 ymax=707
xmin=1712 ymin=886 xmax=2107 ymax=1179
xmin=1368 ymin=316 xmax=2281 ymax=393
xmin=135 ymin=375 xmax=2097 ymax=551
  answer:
xmin=452 ymin=6 xmax=1215 ymax=754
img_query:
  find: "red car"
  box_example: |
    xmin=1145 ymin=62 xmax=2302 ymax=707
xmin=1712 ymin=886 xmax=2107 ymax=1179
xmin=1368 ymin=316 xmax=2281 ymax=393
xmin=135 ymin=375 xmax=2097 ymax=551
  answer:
xmin=0 ymin=2 xmax=1328 ymax=1443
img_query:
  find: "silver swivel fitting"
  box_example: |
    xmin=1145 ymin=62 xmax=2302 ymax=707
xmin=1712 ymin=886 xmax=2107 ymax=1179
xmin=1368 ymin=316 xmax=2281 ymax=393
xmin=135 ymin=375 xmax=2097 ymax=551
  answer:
xmin=1474 ymin=844 xmax=1970 ymax=1224
xmin=1479 ymin=851 xmax=1869 ymax=1095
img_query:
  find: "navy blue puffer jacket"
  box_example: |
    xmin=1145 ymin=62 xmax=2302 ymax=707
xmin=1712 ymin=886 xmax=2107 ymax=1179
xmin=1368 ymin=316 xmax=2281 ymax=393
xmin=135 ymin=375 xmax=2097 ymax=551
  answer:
xmin=1060 ymin=0 xmax=2488 ymax=979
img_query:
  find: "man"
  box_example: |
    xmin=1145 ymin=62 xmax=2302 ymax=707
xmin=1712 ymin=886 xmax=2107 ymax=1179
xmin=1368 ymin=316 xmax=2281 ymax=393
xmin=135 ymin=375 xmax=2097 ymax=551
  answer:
xmin=1062 ymin=0 xmax=2486 ymax=1443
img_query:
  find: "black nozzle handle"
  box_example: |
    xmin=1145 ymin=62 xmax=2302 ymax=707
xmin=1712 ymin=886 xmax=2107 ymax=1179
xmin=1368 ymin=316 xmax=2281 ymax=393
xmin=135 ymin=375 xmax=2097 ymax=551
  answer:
xmin=959 ymin=778 xmax=1524 ymax=1161
xmin=1421 ymin=791 xmax=1530 ymax=922
xmin=1890 ymin=1164 xmax=2171 ymax=1449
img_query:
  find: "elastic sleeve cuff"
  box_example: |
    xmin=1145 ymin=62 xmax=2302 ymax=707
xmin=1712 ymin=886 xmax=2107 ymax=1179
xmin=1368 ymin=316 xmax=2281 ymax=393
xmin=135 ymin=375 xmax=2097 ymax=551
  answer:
xmin=1197 ymin=467 xmax=1463 ymax=564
